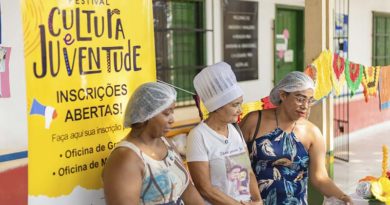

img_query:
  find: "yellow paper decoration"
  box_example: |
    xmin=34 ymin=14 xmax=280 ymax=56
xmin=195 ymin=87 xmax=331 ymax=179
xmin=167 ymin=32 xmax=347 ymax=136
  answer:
xmin=199 ymin=100 xmax=263 ymax=121
xmin=312 ymin=50 xmax=333 ymax=100
xmin=383 ymin=145 xmax=389 ymax=177
xmin=369 ymin=145 xmax=390 ymax=204
xmin=241 ymin=101 xmax=263 ymax=119
xmin=371 ymin=176 xmax=390 ymax=204
xmin=361 ymin=66 xmax=381 ymax=102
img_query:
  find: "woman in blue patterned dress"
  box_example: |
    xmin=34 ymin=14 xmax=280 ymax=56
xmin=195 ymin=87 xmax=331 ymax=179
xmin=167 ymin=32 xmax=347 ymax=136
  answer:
xmin=239 ymin=72 xmax=353 ymax=205
xmin=103 ymin=82 xmax=204 ymax=205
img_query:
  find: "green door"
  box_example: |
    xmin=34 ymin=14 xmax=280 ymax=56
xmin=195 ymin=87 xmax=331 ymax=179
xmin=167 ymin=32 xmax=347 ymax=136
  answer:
xmin=274 ymin=7 xmax=304 ymax=84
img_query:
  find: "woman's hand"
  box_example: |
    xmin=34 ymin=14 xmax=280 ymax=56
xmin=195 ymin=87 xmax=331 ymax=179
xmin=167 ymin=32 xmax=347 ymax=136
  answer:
xmin=339 ymin=194 xmax=354 ymax=205
xmin=240 ymin=200 xmax=263 ymax=205
xmin=250 ymin=200 xmax=263 ymax=205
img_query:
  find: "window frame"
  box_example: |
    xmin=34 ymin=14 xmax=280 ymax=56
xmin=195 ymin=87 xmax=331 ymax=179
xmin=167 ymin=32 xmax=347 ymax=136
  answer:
xmin=153 ymin=0 xmax=211 ymax=107
xmin=372 ymin=12 xmax=390 ymax=66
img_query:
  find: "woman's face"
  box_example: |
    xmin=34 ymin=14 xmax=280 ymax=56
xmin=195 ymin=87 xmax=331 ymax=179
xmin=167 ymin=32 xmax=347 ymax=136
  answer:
xmin=228 ymin=167 xmax=241 ymax=181
xmin=239 ymin=170 xmax=248 ymax=180
xmin=147 ymin=103 xmax=175 ymax=137
xmin=280 ymin=89 xmax=314 ymax=120
xmin=214 ymin=96 xmax=243 ymax=123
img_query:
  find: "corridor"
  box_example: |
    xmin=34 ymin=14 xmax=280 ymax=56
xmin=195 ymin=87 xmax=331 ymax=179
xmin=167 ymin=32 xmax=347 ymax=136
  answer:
xmin=334 ymin=121 xmax=390 ymax=195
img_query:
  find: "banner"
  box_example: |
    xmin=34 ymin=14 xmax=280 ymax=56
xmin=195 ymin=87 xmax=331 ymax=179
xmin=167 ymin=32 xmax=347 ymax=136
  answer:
xmin=380 ymin=66 xmax=390 ymax=110
xmin=22 ymin=0 xmax=155 ymax=204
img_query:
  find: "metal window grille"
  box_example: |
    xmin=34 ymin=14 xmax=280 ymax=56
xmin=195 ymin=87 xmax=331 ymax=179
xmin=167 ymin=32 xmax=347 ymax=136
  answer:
xmin=373 ymin=12 xmax=390 ymax=66
xmin=153 ymin=0 xmax=211 ymax=106
xmin=333 ymin=0 xmax=350 ymax=162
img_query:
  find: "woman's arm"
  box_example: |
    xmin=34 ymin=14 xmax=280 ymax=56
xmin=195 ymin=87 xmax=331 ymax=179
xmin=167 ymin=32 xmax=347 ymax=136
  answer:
xmin=188 ymin=161 xmax=242 ymax=205
xmin=239 ymin=111 xmax=258 ymax=142
xmin=102 ymin=148 xmax=144 ymax=205
xmin=248 ymin=170 xmax=263 ymax=205
xmin=181 ymin=181 xmax=206 ymax=205
xmin=164 ymin=137 xmax=204 ymax=204
xmin=308 ymin=125 xmax=353 ymax=204
xmin=240 ymin=113 xmax=263 ymax=204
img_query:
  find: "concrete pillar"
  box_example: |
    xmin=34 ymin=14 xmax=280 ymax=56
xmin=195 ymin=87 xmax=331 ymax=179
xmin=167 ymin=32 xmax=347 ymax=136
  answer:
xmin=305 ymin=0 xmax=334 ymax=204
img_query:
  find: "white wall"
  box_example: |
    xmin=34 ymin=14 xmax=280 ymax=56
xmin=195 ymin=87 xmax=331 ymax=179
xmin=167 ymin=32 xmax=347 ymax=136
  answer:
xmin=349 ymin=0 xmax=390 ymax=66
xmin=210 ymin=0 xmax=304 ymax=103
xmin=0 ymin=0 xmax=27 ymax=151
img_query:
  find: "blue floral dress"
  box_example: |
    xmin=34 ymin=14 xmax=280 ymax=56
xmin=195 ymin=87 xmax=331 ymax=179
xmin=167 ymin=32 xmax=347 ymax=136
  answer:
xmin=251 ymin=127 xmax=309 ymax=205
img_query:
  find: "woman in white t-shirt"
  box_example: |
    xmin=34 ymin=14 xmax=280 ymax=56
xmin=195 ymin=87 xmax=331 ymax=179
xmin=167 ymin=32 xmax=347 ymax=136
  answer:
xmin=186 ymin=62 xmax=262 ymax=205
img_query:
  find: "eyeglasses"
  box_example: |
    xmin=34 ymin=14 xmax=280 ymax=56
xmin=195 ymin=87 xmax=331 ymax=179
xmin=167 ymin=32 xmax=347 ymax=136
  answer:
xmin=293 ymin=95 xmax=317 ymax=107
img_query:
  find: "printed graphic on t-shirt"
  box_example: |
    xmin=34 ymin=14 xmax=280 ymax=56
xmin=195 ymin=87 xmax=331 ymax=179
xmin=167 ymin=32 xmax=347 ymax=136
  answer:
xmin=225 ymin=152 xmax=251 ymax=199
xmin=142 ymin=170 xmax=173 ymax=202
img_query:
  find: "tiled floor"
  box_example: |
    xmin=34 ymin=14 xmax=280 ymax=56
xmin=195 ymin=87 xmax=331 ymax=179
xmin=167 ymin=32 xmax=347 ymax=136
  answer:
xmin=333 ymin=121 xmax=390 ymax=194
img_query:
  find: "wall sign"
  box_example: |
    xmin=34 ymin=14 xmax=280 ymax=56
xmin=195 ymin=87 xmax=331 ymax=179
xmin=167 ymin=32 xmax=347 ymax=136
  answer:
xmin=223 ymin=0 xmax=258 ymax=81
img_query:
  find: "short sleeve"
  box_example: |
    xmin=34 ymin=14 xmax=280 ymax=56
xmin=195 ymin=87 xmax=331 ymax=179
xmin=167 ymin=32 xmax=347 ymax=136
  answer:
xmin=186 ymin=126 xmax=209 ymax=162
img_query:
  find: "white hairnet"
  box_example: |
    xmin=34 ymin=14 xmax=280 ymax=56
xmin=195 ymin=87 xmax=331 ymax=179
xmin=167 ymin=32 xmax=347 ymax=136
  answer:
xmin=124 ymin=82 xmax=176 ymax=128
xmin=270 ymin=71 xmax=315 ymax=106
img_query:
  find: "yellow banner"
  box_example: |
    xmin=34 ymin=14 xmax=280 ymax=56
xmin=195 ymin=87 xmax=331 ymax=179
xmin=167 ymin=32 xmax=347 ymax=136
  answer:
xmin=22 ymin=0 xmax=155 ymax=198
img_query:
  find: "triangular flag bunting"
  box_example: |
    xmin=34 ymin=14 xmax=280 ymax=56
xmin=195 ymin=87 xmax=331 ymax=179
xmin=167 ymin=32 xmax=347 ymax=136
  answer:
xmin=345 ymin=59 xmax=363 ymax=96
xmin=312 ymin=50 xmax=333 ymax=100
xmin=361 ymin=66 xmax=381 ymax=102
xmin=331 ymin=53 xmax=346 ymax=96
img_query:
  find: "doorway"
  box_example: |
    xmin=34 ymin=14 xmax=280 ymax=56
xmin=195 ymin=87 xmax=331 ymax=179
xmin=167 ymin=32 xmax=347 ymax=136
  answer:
xmin=274 ymin=6 xmax=304 ymax=84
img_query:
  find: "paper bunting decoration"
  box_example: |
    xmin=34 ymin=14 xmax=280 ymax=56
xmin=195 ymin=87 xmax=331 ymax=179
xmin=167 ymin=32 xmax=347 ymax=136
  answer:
xmin=240 ymin=96 xmax=276 ymax=119
xmin=198 ymin=97 xmax=209 ymax=120
xmin=196 ymin=96 xmax=276 ymax=121
xmin=379 ymin=66 xmax=390 ymax=110
xmin=312 ymin=50 xmax=333 ymax=100
xmin=304 ymin=64 xmax=317 ymax=83
xmin=261 ymin=96 xmax=277 ymax=110
xmin=199 ymin=99 xmax=265 ymax=120
xmin=240 ymin=100 xmax=263 ymax=120
xmin=331 ymin=53 xmax=346 ymax=96
xmin=192 ymin=50 xmax=389 ymax=119
xmin=345 ymin=59 xmax=363 ymax=96
xmin=361 ymin=66 xmax=381 ymax=102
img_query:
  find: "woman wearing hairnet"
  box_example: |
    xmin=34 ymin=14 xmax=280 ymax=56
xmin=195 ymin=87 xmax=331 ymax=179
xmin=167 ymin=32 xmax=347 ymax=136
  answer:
xmin=102 ymin=82 xmax=204 ymax=205
xmin=239 ymin=71 xmax=353 ymax=205
xmin=186 ymin=62 xmax=262 ymax=205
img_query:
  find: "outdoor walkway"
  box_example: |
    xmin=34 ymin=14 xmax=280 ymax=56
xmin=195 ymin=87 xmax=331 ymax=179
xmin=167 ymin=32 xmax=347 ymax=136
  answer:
xmin=333 ymin=120 xmax=390 ymax=194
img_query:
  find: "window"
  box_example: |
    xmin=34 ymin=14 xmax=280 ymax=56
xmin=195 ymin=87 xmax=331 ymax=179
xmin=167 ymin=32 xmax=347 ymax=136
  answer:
xmin=333 ymin=1 xmax=349 ymax=58
xmin=153 ymin=0 xmax=209 ymax=106
xmin=373 ymin=12 xmax=390 ymax=66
